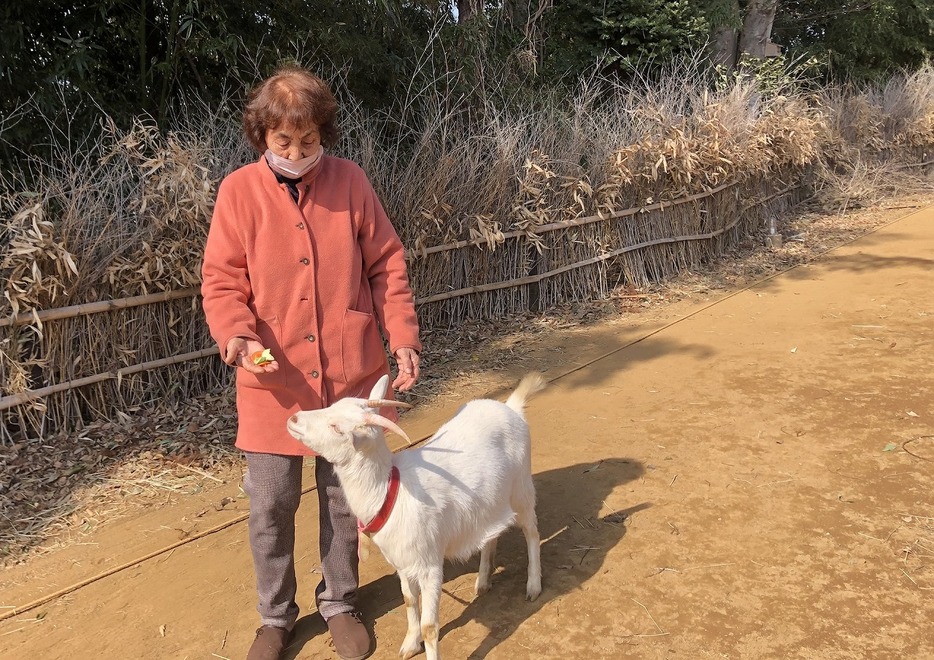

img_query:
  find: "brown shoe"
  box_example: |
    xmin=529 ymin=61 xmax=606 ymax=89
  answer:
xmin=326 ymin=611 xmax=374 ymax=660
xmin=247 ymin=625 xmax=292 ymax=660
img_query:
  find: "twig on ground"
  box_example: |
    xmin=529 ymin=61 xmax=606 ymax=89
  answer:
xmin=170 ymin=461 xmax=225 ymax=483
xmin=631 ymin=597 xmax=666 ymax=635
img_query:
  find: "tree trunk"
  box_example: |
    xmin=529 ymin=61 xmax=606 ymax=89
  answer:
xmin=504 ymin=0 xmax=553 ymax=70
xmin=707 ymin=0 xmax=741 ymax=70
xmin=138 ymin=0 xmax=149 ymax=109
xmin=457 ymin=0 xmax=483 ymax=23
xmin=157 ymin=0 xmax=182 ymax=124
xmin=739 ymin=0 xmax=779 ymax=58
xmin=711 ymin=25 xmax=738 ymax=69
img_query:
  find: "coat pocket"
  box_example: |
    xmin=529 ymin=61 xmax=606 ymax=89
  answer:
xmin=340 ymin=308 xmax=386 ymax=385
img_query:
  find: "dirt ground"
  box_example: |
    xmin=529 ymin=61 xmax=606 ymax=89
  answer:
xmin=1 ymin=201 xmax=933 ymax=659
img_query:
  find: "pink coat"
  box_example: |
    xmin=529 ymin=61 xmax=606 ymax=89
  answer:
xmin=201 ymin=155 xmax=421 ymax=455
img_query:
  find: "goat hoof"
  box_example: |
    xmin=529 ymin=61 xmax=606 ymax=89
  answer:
xmin=399 ymin=638 xmax=423 ymax=659
xmin=475 ymin=581 xmax=491 ymax=597
xmin=526 ymin=586 xmax=541 ymax=602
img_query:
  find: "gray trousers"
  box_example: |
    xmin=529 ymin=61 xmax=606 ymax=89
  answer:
xmin=243 ymin=452 xmax=360 ymax=628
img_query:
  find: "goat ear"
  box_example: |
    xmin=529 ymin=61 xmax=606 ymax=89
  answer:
xmin=368 ymin=375 xmax=390 ymax=401
xmin=351 ymin=431 xmax=368 ymax=452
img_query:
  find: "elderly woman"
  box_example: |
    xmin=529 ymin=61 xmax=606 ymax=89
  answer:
xmin=201 ymin=65 xmax=421 ymax=660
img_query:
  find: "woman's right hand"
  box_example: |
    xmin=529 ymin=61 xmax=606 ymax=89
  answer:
xmin=223 ymin=336 xmax=279 ymax=374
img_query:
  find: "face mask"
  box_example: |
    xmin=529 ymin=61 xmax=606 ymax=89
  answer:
xmin=264 ymin=145 xmax=324 ymax=178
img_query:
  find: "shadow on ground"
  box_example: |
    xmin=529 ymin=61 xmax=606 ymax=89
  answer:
xmin=472 ymin=333 xmax=716 ymax=401
xmin=742 ymin=230 xmax=934 ymax=292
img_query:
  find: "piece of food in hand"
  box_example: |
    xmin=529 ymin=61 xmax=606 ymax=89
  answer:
xmin=251 ymin=349 xmax=275 ymax=365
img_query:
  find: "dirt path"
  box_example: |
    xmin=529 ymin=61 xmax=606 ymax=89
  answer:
xmin=2 ymin=206 xmax=933 ymax=659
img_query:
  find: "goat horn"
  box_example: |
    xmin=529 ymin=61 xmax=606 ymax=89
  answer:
xmin=363 ymin=413 xmax=411 ymax=443
xmin=366 ymin=399 xmax=413 ymax=410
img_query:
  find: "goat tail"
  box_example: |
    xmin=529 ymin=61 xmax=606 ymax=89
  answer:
xmin=505 ymin=373 xmax=547 ymax=416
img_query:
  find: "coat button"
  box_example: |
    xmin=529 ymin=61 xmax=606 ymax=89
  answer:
xmin=311 ymin=370 xmax=320 ymax=378
xmin=300 ymin=258 xmax=309 ymax=265
xmin=306 ymin=334 xmax=315 ymax=342
xmin=296 ymin=222 xmax=305 ymax=229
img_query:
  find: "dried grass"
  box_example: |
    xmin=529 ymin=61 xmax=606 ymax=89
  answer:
xmin=0 ymin=388 xmax=239 ymax=565
xmin=815 ymin=65 xmax=934 ymax=211
xmin=0 ymin=107 xmax=246 ymax=440
xmin=1 ymin=55 xmax=933 ymax=442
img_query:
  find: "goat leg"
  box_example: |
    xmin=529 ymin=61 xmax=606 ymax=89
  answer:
xmin=398 ymin=572 xmax=423 ymax=659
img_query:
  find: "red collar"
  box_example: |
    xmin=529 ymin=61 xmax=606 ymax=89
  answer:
xmin=358 ymin=466 xmax=400 ymax=535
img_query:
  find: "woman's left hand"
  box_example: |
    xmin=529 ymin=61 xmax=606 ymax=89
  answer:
xmin=392 ymin=348 xmax=420 ymax=391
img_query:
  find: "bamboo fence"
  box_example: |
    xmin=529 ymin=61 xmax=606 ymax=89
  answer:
xmin=1 ymin=173 xmax=805 ymax=441
xmin=408 ymin=175 xmax=806 ymax=326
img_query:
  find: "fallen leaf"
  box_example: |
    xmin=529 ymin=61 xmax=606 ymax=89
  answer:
xmin=583 ymin=461 xmax=603 ymax=473
xmin=883 ymin=443 xmax=898 ymax=452
xmin=790 ymin=346 xmax=797 ymax=353
xmin=906 ymin=411 xmax=919 ymax=417
xmin=160 ymin=624 xmax=166 ymax=637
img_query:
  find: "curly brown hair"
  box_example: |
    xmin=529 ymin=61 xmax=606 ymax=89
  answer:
xmin=242 ymin=65 xmax=340 ymax=152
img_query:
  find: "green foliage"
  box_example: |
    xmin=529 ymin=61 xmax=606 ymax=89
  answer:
xmin=702 ymin=0 xmax=742 ymax=29
xmin=4 ymin=0 xmax=934 ymax=170
xmin=2 ymin=1 xmax=244 ymax=154
xmin=715 ymin=54 xmax=824 ymax=97
xmin=542 ymin=0 xmax=709 ymax=77
xmin=774 ymin=0 xmax=934 ymax=82
xmin=0 ymin=1 xmax=447 ymax=163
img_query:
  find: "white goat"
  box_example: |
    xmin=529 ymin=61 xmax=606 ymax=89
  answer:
xmin=287 ymin=373 xmax=546 ymax=660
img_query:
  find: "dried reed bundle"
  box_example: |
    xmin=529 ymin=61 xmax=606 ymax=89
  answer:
xmin=814 ymin=65 xmax=934 ymax=210
xmin=0 ymin=106 xmax=243 ymax=439
xmin=1 ymin=56 xmax=932 ymax=440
